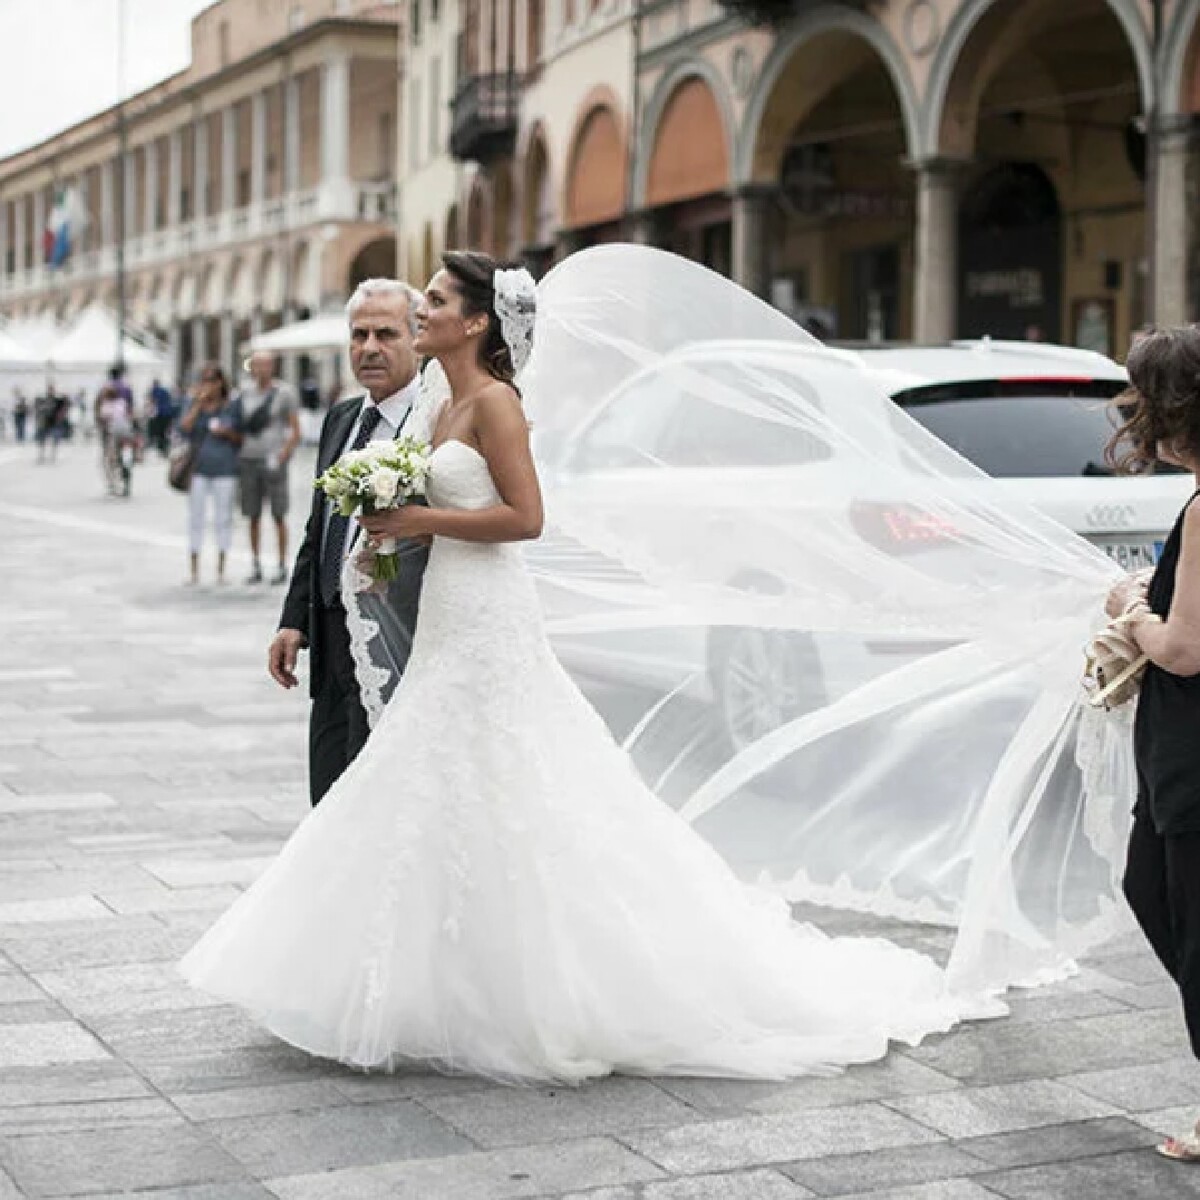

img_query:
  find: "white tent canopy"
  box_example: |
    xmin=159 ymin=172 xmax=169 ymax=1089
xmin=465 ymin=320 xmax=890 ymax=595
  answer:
xmin=5 ymin=314 xmax=60 ymax=358
xmin=0 ymin=327 xmax=40 ymax=366
xmin=246 ymin=313 xmax=348 ymax=354
xmin=49 ymin=306 xmax=168 ymax=371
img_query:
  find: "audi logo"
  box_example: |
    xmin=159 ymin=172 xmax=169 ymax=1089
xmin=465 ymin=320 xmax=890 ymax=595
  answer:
xmin=1086 ymin=504 xmax=1136 ymax=529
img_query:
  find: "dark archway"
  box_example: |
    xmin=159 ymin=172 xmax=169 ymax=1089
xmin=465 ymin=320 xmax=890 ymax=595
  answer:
xmin=347 ymin=237 xmax=397 ymax=291
xmin=958 ymin=163 xmax=1062 ymax=341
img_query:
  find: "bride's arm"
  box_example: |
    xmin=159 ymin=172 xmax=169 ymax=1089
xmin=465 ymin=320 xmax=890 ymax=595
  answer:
xmin=361 ymin=383 xmax=544 ymax=545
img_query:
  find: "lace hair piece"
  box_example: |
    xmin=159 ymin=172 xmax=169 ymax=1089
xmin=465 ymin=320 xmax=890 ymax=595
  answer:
xmin=493 ymin=267 xmax=537 ymax=378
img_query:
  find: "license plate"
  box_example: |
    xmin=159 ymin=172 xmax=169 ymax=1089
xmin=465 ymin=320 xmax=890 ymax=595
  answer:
xmin=1100 ymin=540 xmax=1164 ymax=570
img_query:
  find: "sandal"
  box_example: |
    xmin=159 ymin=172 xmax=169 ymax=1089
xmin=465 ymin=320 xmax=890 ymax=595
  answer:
xmin=1157 ymin=1123 xmax=1200 ymax=1162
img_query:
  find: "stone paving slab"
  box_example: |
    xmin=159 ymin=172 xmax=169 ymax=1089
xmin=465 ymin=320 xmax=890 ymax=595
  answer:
xmin=3 ymin=439 xmax=1200 ymax=1198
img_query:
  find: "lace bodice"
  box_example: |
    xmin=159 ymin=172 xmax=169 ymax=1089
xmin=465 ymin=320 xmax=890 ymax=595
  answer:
xmin=426 ymin=439 xmax=502 ymax=510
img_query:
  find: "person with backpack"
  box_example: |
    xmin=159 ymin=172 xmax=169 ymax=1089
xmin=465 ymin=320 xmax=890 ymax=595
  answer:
xmin=237 ymin=351 xmax=301 ymax=585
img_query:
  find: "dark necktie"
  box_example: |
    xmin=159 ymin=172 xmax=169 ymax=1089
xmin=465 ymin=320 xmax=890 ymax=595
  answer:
xmin=319 ymin=403 xmax=384 ymax=606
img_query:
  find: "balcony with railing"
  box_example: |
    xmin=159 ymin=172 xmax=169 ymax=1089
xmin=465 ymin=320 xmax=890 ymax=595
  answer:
xmin=716 ymin=0 xmax=869 ymax=22
xmin=449 ymin=72 xmax=520 ymax=165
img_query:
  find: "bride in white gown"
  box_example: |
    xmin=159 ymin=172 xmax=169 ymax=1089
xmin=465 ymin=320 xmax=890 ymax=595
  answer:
xmin=178 ymin=249 xmax=1010 ymax=1082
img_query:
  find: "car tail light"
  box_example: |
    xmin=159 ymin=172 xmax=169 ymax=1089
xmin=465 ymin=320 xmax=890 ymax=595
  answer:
xmin=849 ymin=500 xmax=960 ymax=553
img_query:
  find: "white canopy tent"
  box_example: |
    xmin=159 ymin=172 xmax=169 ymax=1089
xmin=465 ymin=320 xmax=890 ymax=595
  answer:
xmin=0 ymin=326 xmax=44 ymax=413
xmin=5 ymin=314 xmax=60 ymax=359
xmin=245 ymin=313 xmax=349 ymax=355
xmin=46 ymin=306 xmax=170 ymax=397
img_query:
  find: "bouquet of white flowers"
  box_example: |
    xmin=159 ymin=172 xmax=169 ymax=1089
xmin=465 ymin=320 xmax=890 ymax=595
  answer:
xmin=314 ymin=436 xmax=432 ymax=583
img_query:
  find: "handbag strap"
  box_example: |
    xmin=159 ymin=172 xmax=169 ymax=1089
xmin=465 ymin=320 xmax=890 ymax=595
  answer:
xmin=1086 ymin=651 xmax=1150 ymax=709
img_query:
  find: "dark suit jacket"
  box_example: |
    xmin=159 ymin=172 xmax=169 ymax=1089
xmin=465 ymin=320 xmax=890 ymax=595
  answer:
xmin=279 ymin=395 xmax=429 ymax=698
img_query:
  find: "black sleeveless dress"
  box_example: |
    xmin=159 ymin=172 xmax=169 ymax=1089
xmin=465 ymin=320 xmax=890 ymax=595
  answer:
xmin=1134 ymin=490 xmax=1200 ymax=834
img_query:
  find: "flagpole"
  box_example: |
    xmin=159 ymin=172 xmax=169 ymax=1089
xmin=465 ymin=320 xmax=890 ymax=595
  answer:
xmin=114 ymin=0 xmax=127 ymax=370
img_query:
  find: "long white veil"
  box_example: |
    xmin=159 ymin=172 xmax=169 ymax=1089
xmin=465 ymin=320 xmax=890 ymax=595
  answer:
xmin=524 ymin=244 xmax=1135 ymax=1001
xmin=350 ymin=243 xmax=1136 ymax=1004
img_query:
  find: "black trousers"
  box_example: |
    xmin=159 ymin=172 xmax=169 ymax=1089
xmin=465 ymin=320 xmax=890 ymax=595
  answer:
xmin=1123 ymin=809 xmax=1200 ymax=1058
xmin=308 ymin=600 xmax=371 ymax=806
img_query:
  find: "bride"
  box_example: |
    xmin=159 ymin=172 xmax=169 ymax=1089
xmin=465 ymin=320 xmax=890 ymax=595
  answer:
xmin=178 ymin=248 xmax=1021 ymax=1082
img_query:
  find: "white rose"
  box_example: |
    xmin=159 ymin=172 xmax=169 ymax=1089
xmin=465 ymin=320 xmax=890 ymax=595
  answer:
xmin=369 ymin=467 xmax=400 ymax=504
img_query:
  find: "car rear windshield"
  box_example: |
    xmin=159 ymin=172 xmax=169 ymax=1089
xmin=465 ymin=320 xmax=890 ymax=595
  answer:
xmin=892 ymin=379 xmax=1131 ymax=478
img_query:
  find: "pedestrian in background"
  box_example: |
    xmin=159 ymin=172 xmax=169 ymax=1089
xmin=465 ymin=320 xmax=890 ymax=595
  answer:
xmin=237 ymin=350 xmax=300 ymax=585
xmin=13 ymin=391 xmax=29 ymax=442
xmin=179 ymin=365 xmax=243 ymax=586
xmin=147 ymin=377 xmax=173 ymax=456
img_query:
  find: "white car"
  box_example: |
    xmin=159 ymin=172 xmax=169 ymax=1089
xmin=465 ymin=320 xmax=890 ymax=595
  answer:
xmin=536 ymin=338 xmax=1192 ymax=752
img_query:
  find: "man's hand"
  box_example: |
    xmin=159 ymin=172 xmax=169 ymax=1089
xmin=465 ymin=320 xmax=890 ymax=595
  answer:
xmin=268 ymin=628 xmax=307 ymax=689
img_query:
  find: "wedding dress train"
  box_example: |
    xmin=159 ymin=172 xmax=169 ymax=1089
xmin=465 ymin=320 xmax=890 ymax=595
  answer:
xmin=180 ymin=437 xmax=992 ymax=1082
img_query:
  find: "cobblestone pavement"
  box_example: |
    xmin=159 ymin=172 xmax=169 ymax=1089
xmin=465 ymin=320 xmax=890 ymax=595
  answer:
xmin=1 ymin=436 xmax=1199 ymax=1200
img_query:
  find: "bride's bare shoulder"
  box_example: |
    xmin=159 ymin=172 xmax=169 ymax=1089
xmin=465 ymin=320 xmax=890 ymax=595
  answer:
xmin=474 ymin=380 xmax=525 ymax=431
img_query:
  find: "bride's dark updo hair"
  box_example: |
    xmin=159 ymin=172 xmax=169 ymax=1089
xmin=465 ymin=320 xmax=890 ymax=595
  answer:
xmin=442 ymin=249 xmax=517 ymax=385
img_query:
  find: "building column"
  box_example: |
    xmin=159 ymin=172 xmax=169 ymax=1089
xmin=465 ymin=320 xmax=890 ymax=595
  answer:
xmin=192 ymin=314 xmax=209 ymax=365
xmin=145 ymin=140 xmax=160 ymax=233
xmin=32 ymin=188 xmax=46 ymax=278
xmin=0 ymin=201 xmax=9 ymax=289
xmin=251 ymin=91 xmax=267 ymax=206
xmin=222 ymin=107 xmax=237 ymax=212
xmin=14 ymin=196 xmax=27 ymax=275
xmin=101 ymin=161 xmax=114 ymax=248
xmin=912 ymin=157 xmax=961 ymax=345
xmin=1151 ymin=118 xmax=1192 ymax=327
xmin=194 ymin=115 xmax=209 ymax=222
xmin=123 ymin=152 xmax=137 ymax=240
xmin=168 ymin=320 xmax=183 ymax=386
xmin=78 ymin=172 xmax=91 ymax=253
xmin=168 ymin=129 xmax=182 ymax=227
xmin=284 ymin=74 xmax=301 ymax=195
xmin=218 ymin=311 xmax=234 ymax=378
xmin=731 ymin=186 xmax=773 ymax=299
xmin=320 ymin=53 xmax=352 ymax=212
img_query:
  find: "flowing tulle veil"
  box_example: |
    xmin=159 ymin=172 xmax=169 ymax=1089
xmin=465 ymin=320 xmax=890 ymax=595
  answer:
xmin=349 ymin=243 xmax=1136 ymax=1004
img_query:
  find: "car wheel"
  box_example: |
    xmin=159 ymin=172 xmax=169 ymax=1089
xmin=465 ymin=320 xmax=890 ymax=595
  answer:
xmin=708 ymin=623 xmax=827 ymax=756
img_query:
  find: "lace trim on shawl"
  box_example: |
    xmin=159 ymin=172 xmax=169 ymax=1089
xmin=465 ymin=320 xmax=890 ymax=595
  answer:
xmin=343 ymin=363 xmax=447 ymax=726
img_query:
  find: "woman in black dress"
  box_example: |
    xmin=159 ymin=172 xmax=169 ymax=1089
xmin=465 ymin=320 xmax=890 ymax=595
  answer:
xmin=1106 ymin=327 xmax=1200 ymax=1161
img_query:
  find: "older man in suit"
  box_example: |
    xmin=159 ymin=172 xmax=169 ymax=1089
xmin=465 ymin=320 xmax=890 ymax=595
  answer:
xmin=269 ymin=279 xmax=429 ymax=804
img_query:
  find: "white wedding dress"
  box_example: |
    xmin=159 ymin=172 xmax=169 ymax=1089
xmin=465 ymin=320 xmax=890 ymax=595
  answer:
xmin=180 ymin=438 xmax=992 ymax=1082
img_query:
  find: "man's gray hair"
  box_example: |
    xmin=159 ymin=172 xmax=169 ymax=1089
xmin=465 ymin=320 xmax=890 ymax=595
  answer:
xmin=345 ymin=278 xmax=422 ymax=336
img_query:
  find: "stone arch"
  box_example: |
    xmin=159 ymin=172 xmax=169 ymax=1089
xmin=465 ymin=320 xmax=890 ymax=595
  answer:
xmin=172 ymin=271 xmax=196 ymax=318
xmin=492 ymin=162 xmax=516 ymax=258
xmin=466 ymin=177 xmax=490 ymax=248
xmin=198 ymin=262 xmax=223 ymax=315
xmin=564 ymin=101 xmax=627 ymax=228
xmin=346 ymin=235 xmax=397 ymax=291
xmin=291 ymin=239 xmax=320 ymax=310
xmin=258 ymin=249 xmax=284 ymax=312
xmin=633 ymin=60 xmax=733 ymax=210
xmin=522 ymin=124 xmax=553 ymax=249
xmin=421 ymin=223 xmax=435 ymax=284
xmin=224 ymin=255 xmax=254 ymax=319
xmin=736 ymin=5 xmax=920 ymax=184
xmin=923 ymin=0 xmax=1153 ymax=160
xmin=1165 ymin=0 xmax=1200 ymax=115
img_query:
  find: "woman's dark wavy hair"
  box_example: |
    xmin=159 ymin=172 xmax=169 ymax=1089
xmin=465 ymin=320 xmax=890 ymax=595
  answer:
xmin=442 ymin=249 xmax=519 ymax=386
xmin=1106 ymin=326 xmax=1200 ymax=474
